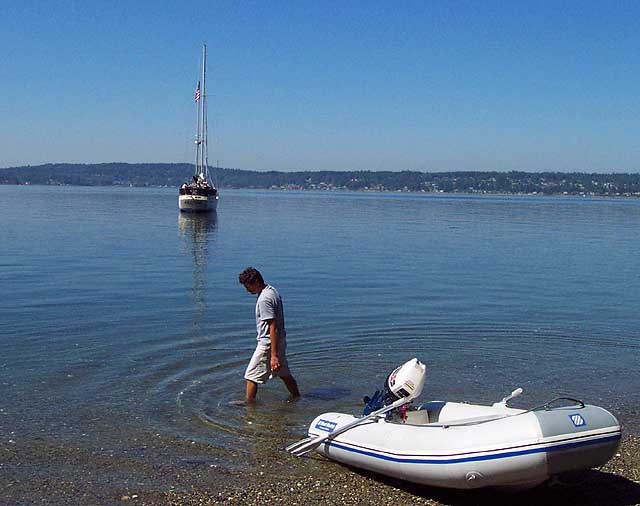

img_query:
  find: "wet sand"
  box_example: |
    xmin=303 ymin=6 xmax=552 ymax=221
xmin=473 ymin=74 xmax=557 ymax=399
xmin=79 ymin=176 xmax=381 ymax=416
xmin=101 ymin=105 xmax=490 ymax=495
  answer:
xmin=2 ymin=426 xmax=639 ymax=506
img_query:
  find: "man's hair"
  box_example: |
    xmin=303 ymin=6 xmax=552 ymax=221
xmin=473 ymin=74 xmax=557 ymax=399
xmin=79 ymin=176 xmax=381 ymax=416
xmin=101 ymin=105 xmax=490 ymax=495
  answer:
xmin=239 ymin=267 xmax=264 ymax=286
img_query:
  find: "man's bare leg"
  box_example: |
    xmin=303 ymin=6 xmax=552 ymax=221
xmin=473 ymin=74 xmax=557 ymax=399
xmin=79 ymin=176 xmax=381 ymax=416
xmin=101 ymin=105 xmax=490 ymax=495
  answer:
xmin=246 ymin=380 xmax=258 ymax=403
xmin=281 ymin=375 xmax=300 ymax=400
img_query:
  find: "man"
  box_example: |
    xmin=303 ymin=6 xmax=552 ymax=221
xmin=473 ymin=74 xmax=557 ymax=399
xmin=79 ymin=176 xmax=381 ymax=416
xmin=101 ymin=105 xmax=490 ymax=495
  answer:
xmin=239 ymin=267 xmax=300 ymax=403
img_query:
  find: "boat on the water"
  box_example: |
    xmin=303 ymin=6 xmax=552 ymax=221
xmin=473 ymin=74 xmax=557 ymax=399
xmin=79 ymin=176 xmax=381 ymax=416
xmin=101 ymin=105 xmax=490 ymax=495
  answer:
xmin=179 ymin=44 xmax=218 ymax=213
xmin=287 ymin=359 xmax=621 ymax=490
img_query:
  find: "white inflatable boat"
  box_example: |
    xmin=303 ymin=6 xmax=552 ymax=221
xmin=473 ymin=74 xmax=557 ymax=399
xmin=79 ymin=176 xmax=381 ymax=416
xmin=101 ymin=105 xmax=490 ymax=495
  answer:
xmin=287 ymin=359 xmax=621 ymax=490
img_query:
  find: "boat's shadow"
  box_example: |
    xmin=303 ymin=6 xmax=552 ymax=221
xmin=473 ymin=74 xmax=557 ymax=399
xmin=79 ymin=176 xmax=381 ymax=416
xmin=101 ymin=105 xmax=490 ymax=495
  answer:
xmin=344 ymin=466 xmax=640 ymax=506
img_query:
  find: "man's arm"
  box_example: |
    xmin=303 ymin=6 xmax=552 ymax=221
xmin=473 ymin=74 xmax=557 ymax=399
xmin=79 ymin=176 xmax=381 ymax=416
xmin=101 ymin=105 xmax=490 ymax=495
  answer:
xmin=268 ymin=319 xmax=281 ymax=372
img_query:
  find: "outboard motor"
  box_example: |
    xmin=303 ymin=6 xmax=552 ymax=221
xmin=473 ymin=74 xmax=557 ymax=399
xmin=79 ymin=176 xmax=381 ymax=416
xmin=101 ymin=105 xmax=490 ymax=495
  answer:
xmin=363 ymin=358 xmax=426 ymax=415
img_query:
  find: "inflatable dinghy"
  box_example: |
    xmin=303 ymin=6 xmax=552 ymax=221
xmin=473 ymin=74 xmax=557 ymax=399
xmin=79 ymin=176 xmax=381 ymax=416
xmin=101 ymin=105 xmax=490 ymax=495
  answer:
xmin=287 ymin=359 xmax=621 ymax=490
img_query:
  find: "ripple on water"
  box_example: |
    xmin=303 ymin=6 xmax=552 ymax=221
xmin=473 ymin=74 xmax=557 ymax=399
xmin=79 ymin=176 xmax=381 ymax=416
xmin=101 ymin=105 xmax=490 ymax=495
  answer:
xmin=96 ymin=319 xmax=640 ymax=452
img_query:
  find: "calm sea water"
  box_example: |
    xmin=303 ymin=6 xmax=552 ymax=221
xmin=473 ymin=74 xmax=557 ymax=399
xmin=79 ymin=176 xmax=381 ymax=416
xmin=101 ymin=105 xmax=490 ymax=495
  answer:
xmin=1 ymin=185 xmax=639 ymax=462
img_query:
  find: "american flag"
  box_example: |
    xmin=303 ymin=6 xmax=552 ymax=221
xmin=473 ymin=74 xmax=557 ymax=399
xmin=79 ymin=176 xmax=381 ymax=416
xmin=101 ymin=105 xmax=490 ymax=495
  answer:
xmin=194 ymin=82 xmax=201 ymax=103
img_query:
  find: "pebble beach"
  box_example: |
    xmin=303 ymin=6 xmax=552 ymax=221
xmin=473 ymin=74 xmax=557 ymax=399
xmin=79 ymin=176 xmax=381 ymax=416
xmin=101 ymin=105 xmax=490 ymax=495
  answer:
xmin=3 ymin=426 xmax=639 ymax=506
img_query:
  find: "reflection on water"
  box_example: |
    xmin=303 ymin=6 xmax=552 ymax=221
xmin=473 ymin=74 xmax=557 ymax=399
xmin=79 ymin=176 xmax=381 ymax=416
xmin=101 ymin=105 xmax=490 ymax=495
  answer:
xmin=178 ymin=212 xmax=218 ymax=329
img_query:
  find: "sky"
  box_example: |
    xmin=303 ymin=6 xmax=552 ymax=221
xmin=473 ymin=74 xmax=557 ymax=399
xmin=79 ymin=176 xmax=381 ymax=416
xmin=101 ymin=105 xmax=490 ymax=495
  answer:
xmin=1 ymin=1 xmax=639 ymax=172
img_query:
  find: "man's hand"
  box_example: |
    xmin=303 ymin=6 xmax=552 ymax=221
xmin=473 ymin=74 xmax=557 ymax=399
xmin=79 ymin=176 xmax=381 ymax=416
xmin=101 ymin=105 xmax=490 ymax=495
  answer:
xmin=270 ymin=355 xmax=281 ymax=372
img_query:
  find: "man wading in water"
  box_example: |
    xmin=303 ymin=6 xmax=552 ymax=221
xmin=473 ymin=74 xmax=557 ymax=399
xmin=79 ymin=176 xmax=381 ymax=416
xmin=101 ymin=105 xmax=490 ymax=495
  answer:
xmin=239 ymin=267 xmax=300 ymax=403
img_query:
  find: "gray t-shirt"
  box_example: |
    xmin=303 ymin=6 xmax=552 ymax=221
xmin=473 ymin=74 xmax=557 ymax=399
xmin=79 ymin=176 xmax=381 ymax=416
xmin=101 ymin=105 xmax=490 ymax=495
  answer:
xmin=255 ymin=285 xmax=286 ymax=344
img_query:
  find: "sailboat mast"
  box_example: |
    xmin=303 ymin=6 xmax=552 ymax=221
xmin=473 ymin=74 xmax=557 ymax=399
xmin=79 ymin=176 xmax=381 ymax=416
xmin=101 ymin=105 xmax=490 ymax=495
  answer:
xmin=194 ymin=45 xmax=207 ymax=179
xmin=202 ymin=44 xmax=209 ymax=182
xmin=194 ymin=79 xmax=201 ymax=176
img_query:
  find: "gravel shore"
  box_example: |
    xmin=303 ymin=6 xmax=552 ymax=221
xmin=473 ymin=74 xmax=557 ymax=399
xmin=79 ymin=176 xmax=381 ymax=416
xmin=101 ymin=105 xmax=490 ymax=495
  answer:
xmin=167 ymin=435 xmax=640 ymax=506
xmin=3 ymin=431 xmax=639 ymax=506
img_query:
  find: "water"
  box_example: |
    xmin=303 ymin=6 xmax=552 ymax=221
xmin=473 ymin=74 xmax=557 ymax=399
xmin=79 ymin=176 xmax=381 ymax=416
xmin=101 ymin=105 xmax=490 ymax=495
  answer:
xmin=1 ymin=185 xmax=639 ymax=466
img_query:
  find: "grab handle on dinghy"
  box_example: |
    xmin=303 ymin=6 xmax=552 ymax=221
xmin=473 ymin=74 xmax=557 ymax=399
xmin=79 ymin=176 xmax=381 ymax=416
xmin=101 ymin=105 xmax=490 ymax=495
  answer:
xmin=540 ymin=397 xmax=585 ymax=410
xmin=493 ymin=387 xmax=523 ymax=407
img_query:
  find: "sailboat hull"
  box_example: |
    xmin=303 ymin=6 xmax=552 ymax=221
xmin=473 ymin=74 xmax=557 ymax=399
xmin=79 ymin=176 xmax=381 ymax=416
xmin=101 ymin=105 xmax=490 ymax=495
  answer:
xmin=178 ymin=194 xmax=218 ymax=212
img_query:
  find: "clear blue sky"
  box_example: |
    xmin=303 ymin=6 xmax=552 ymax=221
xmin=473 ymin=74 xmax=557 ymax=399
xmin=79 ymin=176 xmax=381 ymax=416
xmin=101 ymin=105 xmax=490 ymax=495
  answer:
xmin=1 ymin=1 xmax=639 ymax=172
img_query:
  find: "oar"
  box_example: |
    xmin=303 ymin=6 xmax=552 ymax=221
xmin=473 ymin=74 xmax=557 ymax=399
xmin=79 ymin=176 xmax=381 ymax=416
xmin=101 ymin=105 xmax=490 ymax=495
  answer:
xmin=285 ymin=396 xmax=409 ymax=457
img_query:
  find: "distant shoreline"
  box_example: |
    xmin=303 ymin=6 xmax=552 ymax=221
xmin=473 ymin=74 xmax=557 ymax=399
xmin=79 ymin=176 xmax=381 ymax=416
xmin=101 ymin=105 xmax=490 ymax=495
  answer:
xmin=1 ymin=163 xmax=639 ymax=197
xmin=2 ymin=181 xmax=639 ymax=199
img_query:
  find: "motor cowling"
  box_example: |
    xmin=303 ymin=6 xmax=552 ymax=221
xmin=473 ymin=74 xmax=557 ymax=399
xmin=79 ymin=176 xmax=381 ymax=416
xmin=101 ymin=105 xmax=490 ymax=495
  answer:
xmin=385 ymin=358 xmax=426 ymax=402
xmin=363 ymin=358 xmax=427 ymax=415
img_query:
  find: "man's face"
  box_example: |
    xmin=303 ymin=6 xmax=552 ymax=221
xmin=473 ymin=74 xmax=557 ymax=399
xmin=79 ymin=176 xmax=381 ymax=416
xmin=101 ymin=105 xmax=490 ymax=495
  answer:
xmin=243 ymin=281 xmax=261 ymax=294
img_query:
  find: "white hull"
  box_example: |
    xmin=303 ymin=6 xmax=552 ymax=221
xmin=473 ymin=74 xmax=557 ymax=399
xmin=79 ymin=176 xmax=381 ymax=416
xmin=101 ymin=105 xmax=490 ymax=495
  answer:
xmin=307 ymin=401 xmax=621 ymax=490
xmin=178 ymin=194 xmax=218 ymax=212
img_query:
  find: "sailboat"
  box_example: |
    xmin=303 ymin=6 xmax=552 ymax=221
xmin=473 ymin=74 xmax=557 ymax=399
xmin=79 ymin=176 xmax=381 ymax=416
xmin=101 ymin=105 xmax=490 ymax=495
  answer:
xmin=179 ymin=44 xmax=219 ymax=212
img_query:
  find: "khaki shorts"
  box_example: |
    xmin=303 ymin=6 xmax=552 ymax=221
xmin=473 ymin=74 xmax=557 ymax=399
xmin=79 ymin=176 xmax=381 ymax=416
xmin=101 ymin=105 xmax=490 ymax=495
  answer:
xmin=244 ymin=342 xmax=290 ymax=384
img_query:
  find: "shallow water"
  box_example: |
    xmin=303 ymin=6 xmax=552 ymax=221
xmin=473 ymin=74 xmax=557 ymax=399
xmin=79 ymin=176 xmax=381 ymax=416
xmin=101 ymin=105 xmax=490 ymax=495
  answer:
xmin=1 ymin=185 xmax=639 ymax=464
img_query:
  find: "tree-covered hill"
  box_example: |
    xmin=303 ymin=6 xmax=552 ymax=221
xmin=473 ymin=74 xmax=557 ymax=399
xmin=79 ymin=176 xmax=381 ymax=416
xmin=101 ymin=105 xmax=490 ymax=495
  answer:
xmin=1 ymin=163 xmax=639 ymax=196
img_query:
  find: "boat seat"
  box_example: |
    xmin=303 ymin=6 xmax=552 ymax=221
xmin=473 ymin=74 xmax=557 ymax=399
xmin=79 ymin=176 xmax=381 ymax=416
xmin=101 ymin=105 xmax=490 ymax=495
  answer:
xmin=403 ymin=410 xmax=430 ymax=425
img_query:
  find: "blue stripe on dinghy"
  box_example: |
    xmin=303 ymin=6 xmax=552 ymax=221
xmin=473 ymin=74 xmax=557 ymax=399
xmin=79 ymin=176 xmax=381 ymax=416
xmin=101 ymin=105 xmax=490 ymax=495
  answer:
xmin=323 ymin=433 xmax=621 ymax=465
